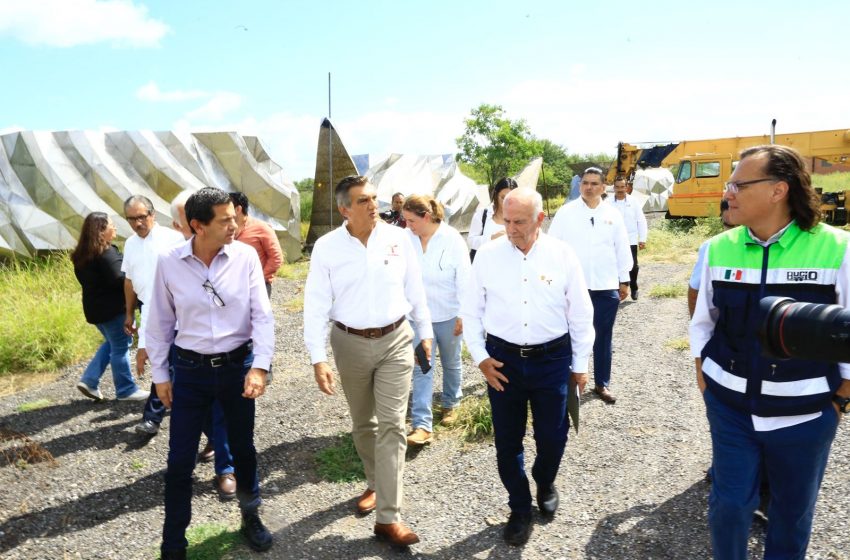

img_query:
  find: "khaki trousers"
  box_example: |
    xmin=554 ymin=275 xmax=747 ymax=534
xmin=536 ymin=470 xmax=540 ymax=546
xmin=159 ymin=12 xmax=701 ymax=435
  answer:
xmin=330 ymin=321 xmax=414 ymax=524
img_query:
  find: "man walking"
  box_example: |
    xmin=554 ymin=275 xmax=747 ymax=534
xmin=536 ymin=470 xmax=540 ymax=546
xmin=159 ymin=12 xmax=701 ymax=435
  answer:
xmin=147 ymin=187 xmax=275 ymax=559
xmin=690 ymin=145 xmax=850 ymax=559
xmin=462 ymin=188 xmax=594 ymax=546
xmin=229 ymin=191 xmax=283 ymax=297
xmin=549 ymin=167 xmax=632 ymax=404
xmin=304 ymin=175 xmax=432 ymax=547
xmin=611 ymin=177 xmax=647 ymax=300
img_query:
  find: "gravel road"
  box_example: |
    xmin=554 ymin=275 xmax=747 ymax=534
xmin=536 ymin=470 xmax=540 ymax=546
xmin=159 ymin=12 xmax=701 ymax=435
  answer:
xmin=0 ymin=262 xmax=847 ymax=559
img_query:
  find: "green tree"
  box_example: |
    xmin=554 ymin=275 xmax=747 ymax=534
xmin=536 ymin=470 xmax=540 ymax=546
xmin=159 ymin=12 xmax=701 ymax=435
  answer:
xmin=535 ymin=139 xmax=573 ymax=197
xmin=294 ymin=178 xmax=314 ymax=192
xmin=455 ymin=104 xmax=538 ymax=186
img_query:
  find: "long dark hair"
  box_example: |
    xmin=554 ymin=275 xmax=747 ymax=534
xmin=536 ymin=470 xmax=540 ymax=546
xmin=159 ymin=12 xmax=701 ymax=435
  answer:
xmin=70 ymin=212 xmax=111 ymax=268
xmin=492 ymin=177 xmax=518 ymax=213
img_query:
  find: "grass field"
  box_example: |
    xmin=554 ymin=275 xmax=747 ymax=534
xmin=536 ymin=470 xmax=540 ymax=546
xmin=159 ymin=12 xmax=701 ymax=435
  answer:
xmin=0 ymin=255 xmax=100 ymax=377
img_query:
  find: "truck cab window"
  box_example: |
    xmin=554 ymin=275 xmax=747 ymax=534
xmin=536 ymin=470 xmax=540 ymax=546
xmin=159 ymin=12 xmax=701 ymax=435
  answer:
xmin=696 ymin=161 xmax=721 ymax=178
xmin=677 ymin=161 xmax=692 ymax=183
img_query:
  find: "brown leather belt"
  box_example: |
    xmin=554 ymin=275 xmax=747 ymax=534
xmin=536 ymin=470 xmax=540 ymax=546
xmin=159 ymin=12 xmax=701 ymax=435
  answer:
xmin=334 ymin=317 xmax=405 ymax=339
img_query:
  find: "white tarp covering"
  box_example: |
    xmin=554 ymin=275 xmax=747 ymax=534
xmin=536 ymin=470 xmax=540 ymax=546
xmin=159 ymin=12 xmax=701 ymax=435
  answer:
xmin=0 ymin=130 xmax=301 ymax=260
xmin=632 ymin=167 xmax=674 ymax=212
xmin=366 ymin=154 xmax=483 ymax=232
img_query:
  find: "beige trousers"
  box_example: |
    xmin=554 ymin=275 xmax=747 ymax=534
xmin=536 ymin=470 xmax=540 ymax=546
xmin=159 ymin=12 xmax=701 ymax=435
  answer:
xmin=330 ymin=321 xmax=414 ymax=524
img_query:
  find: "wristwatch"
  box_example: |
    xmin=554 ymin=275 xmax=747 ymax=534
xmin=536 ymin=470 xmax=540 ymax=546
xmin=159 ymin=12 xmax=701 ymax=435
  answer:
xmin=834 ymin=394 xmax=850 ymax=414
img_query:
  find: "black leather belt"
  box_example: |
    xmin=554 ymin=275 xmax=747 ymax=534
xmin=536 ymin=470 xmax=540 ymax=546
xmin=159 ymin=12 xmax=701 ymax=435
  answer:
xmin=486 ymin=333 xmax=570 ymax=358
xmin=334 ymin=317 xmax=405 ymax=339
xmin=175 ymin=341 xmax=252 ymax=368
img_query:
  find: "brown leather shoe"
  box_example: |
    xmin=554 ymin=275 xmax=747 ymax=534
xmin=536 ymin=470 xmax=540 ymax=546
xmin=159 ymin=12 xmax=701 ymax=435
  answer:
xmin=356 ymin=488 xmax=376 ymax=515
xmin=594 ymin=385 xmax=617 ymax=404
xmin=406 ymin=428 xmax=433 ymax=446
xmin=214 ymin=473 xmax=236 ymax=500
xmin=374 ymin=522 xmax=420 ymax=547
xmin=440 ymin=407 xmax=458 ymax=427
xmin=197 ymin=442 xmax=215 ymax=463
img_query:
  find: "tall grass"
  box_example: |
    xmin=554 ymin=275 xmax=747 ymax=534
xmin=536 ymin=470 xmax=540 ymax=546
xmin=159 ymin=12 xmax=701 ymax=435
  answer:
xmin=813 ymin=171 xmax=850 ymax=193
xmin=0 ymin=255 xmax=100 ymax=375
xmin=642 ymin=217 xmax=724 ymax=264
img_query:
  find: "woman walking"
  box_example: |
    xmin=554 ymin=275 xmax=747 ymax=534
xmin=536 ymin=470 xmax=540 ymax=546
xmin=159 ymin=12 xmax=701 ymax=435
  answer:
xmin=71 ymin=212 xmax=148 ymax=402
xmin=403 ymin=195 xmax=471 ymax=445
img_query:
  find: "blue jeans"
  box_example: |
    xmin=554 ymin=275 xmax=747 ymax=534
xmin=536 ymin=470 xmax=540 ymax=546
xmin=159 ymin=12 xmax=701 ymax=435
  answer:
xmin=486 ymin=335 xmax=572 ymax=514
xmin=79 ymin=313 xmax=139 ymax=398
xmin=589 ymin=290 xmax=620 ymax=387
xmin=411 ymin=318 xmax=463 ymax=431
xmin=204 ymin=401 xmax=234 ymax=476
xmin=704 ymin=389 xmax=839 ymax=560
xmin=161 ymin=349 xmax=260 ymax=551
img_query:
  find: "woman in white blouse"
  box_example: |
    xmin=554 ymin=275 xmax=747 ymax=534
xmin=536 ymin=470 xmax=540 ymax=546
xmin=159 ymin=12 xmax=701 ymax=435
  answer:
xmin=402 ymin=195 xmax=472 ymax=445
xmin=466 ymin=177 xmax=518 ymax=258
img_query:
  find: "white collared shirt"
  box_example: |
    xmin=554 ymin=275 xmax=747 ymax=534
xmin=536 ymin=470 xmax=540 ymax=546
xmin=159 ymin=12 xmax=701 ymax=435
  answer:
xmin=121 ymin=224 xmax=185 ymax=347
xmin=461 ymin=232 xmax=595 ymax=372
xmin=548 ymin=198 xmax=633 ymax=290
xmin=407 ymin=222 xmax=471 ymax=322
xmin=611 ymin=195 xmax=648 ymax=245
xmin=303 ymin=221 xmax=433 ymax=365
xmin=690 ymin=224 xmax=850 ymax=431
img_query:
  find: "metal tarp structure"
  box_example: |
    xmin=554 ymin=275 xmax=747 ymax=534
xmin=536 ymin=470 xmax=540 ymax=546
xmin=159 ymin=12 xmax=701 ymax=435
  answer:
xmin=513 ymin=157 xmax=543 ymax=191
xmin=0 ymin=130 xmax=301 ymax=260
xmin=366 ymin=154 xmax=483 ymax=233
xmin=306 ymin=119 xmax=358 ymax=246
xmin=632 ymin=167 xmax=674 ymax=212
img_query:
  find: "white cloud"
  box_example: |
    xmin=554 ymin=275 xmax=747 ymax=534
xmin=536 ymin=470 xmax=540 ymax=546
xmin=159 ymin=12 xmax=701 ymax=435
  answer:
xmin=136 ymin=81 xmax=207 ymax=102
xmin=185 ymin=92 xmax=244 ymax=121
xmin=0 ymin=0 xmax=169 ymax=48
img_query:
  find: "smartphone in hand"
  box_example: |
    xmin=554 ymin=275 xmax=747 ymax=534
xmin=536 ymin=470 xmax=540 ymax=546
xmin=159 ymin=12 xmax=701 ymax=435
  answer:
xmin=415 ymin=341 xmax=431 ymax=374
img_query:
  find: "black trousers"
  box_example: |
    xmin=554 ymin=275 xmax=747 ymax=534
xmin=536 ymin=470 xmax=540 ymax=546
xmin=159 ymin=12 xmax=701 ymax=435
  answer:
xmin=629 ymin=244 xmax=639 ymax=294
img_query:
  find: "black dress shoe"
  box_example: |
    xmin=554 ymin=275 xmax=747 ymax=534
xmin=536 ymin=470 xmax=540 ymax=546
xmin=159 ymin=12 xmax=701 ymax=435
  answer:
xmin=241 ymin=512 xmax=273 ymax=551
xmin=537 ymin=485 xmax=559 ymax=516
xmin=160 ymin=548 xmax=186 ymax=560
xmin=503 ymin=511 xmax=532 ymax=546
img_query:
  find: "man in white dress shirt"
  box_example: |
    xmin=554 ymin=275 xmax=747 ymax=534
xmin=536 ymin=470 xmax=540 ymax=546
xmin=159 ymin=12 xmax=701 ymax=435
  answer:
xmin=548 ymin=167 xmax=633 ymax=404
xmin=121 ymin=195 xmax=185 ymax=435
xmin=303 ymin=175 xmax=433 ymax=548
xmin=462 ymin=188 xmax=594 ymax=546
xmin=611 ymin=177 xmax=648 ymax=300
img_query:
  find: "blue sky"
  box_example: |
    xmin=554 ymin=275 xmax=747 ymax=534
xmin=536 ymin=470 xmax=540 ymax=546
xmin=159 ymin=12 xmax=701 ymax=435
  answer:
xmin=1 ymin=0 xmax=848 ymax=180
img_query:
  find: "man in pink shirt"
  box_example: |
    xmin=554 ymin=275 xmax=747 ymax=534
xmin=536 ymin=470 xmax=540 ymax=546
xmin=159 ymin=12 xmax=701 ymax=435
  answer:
xmin=147 ymin=187 xmax=275 ymax=559
xmin=229 ymin=192 xmax=283 ymax=297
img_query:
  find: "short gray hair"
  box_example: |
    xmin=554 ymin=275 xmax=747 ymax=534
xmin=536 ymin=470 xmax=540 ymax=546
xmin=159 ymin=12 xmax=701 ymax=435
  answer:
xmin=170 ymin=190 xmax=193 ymax=225
xmin=123 ymin=194 xmax=154 ymax=215
xmin=504 ymin=188 xmax=543 ymax=215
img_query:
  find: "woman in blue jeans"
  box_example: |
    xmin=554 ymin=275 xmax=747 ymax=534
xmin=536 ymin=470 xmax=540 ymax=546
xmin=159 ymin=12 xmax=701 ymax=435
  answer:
xmin=402 ymin=195 xmax=472 ymax=445
xmin=71 ymin=212 xmax=148 ymax=401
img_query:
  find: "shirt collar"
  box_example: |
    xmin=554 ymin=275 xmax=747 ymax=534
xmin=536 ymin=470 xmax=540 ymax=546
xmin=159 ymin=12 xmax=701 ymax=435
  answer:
xmin=176 ymin=237 xmax=231 ymax=261
xmin=745 ymin=220 xmax=795 ymax=247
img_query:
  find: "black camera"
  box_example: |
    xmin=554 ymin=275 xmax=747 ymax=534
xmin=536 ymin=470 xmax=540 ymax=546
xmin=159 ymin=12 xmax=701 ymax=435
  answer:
xmin=759 ymin=296 xmax=850 ymax=362
xmin=379 ymin=210 xmax=395 ymax=221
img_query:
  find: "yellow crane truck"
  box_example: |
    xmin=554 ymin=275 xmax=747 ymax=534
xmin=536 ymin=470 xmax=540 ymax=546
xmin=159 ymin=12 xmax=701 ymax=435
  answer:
xmin=607 ymin=126 xmax=850 ymax=223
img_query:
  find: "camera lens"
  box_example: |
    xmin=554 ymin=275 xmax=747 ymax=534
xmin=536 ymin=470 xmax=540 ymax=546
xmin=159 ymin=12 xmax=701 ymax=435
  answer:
xmin=760 ymin=296 xmax=850 ymax=361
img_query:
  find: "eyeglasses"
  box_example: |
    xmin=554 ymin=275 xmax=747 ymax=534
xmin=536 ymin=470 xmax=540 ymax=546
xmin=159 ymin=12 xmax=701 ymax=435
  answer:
xmin=126 ymin=213 xmax=151 ymax=223
xmin=202 ymin=280 xmax=226 ymax=307
xmin=724 ymin=178 xmax=778 ymax=194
